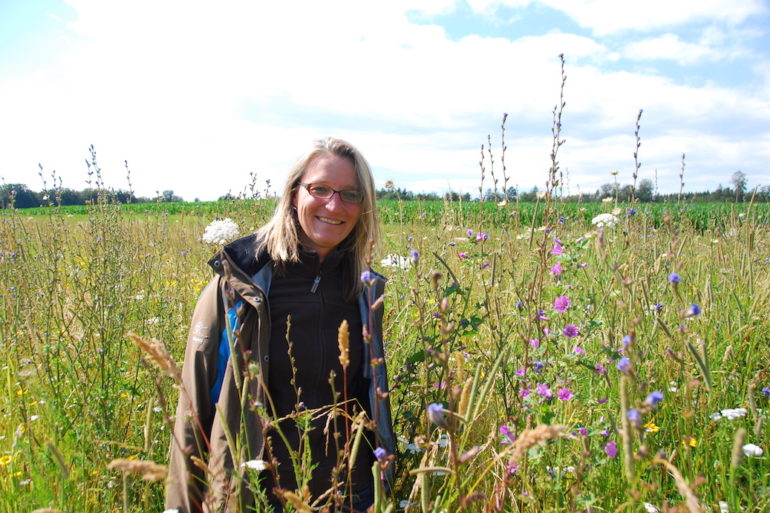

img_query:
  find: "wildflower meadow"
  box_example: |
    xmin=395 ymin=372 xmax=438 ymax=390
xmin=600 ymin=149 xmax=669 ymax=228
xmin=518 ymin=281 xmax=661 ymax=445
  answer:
xmin=1 ymin=68 xmax=769 ymax=513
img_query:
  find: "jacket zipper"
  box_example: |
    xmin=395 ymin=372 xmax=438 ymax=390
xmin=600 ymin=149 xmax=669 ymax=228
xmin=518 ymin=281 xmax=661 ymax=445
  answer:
xmin=310 ymin=273 xmax=321 ymax=293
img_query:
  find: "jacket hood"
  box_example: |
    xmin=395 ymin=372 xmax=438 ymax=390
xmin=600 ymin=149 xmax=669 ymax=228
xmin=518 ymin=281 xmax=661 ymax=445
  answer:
xmin=208 ymin=233 xmax=271 ymax=277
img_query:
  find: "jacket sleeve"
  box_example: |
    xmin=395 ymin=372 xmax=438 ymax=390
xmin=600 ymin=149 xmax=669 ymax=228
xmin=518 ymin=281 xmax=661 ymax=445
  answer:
xmin=165 ymin=276 xmax=223 ymax=513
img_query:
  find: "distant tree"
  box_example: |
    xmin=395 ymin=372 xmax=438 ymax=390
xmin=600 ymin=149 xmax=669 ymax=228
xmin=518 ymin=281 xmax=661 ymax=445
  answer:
xmin=598 ymin=183 xmax=615 ymax=199
xmin=0 ymin=184 xmax=40 ymax=208
xmin=506 ymin=186 xmax=518 ymax=201
xmin=162 ymin=190 xmax=183 ymax=202
xmin=637 ymin=179 xmax=654 ymax=202
xmin=731 ymin=171 xmax=747 ymax=201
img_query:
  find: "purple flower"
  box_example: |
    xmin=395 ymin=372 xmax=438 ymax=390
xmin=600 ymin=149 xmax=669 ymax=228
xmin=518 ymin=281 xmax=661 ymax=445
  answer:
xmin=668 ymin=272 xmax=682 ymax=284
xmin=515 ymin=367 xmax=526 ymax=377
xmin=686 ymin=303 xmax=701 ymax=317
xmin=578 ymin=262 xmax=588 ymax=268
xmin=537 ymin=310 xmax=548 ymax=321
xmin=520 ymin=387 xmax=531 ymax=398
xmin=594 ymin=364 xmax=607 ymax=375
xmin=653 ymin=302 xmax=664 ymax=310
xmin=535 ymin=383 xmax=553 ymax=399
xmin=598 ymin=397 xmax=608 ymax=404
xmin=572 ymin=345 xmax=585 ymax=355
xmin=550 ymin=244 xmax=563 ymax=255
xmin=500 ymin=425 xmax=516 ymax=444
xmin=458 ymin=252 xmax=468 ymax=259
xmin=645 ymin=391 xmax=664 ymax=406
xmin=550 ymin=262 xmax=563 ymax=275
xmin=626 ymin=408 xmax=641 ymax=426
xmin=466 ymin=229 xmax=474 ymax=237
xmin=557 ymin=387 xmax=573 ymax=401
xmin=559 ymin=216 xmax=565 ymax=224
xmin=627 ymin=207 xmax=637 ymax=216
xmin=761 ymin=387 xmax=770 ymax=398
xmin=360 ymin=270 xmax=374 ymax=285
xmin=476 ymin=232 xmax=489 ymax=242
xmin=605 ymin=441 xmax=618 ymax=458
xmin=553 ymin=295 xmax=570 ymax=312
xmin=616 ymin=357 xmax=631 ymax=373
xmin=410 ymin=250 xmax=419 ymax=264
xmin=562 ymin=324 xmax=579 ymax=338
xmin=373 ymin=447 xmax=387 ymax=460
xmin=427 ymin=403 xmax=447 ymax=427
xmin=529 ymin=338 xmax=540 ymax=349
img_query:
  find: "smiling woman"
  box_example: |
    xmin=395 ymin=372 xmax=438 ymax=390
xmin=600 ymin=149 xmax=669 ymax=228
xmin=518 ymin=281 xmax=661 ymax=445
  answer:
xmin=165 ymin=137 xmax=394 ymax=513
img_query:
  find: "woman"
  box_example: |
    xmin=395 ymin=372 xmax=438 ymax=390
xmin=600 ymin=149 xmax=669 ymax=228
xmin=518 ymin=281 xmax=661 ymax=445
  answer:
xmin=165 ymin=138 xmax=395 ymax=512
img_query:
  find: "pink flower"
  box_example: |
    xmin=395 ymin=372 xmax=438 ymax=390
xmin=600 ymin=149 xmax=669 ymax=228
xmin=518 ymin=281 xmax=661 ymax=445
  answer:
xmin=605 ymin=441 xmax=618 ymax=458
xmin=550 ymin=243 xmax=564 ymax=255
xmin=529 ymin=338 xmax=540 ymax=349
xmin=535 ymin=383 xmax=553 ymax=399
xmin=562 ymin=324 xmax=579 ymax=338
xmin=572 ymin=345 xmax=585 ymax=355
xmin=520 ymin=387 xmax=531 ymax=398
xmin=458 ymin=252 xmax=469 ymax=259
xmin=550 ymin=262 xmax=563 ymax=275
xmin=557 ymin=387 xmax=573 ymax=401
xmin=553 ymin=295 xmax=570 ymax=312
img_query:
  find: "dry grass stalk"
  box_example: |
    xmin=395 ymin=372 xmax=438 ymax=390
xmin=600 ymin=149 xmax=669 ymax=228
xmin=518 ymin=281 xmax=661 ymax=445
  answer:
xmin=282 ymin=490 xmax=313 ymax=513
xmin=128 ymin=333 xmax=182 ymax=382
xmin=653 ymin=458 xmax=702 ymax=513
xmin=506 ymin=424 xmax=566 ymax=466
xmin=31 ymin=510 xmax=67 ymax=513
xmin=337 ymin=319 xmax=350 ymax=368
xmin=730 ymin=427 xmax=747 ymax=469
xmin=107 ymin=458 xmax=167 ymax=482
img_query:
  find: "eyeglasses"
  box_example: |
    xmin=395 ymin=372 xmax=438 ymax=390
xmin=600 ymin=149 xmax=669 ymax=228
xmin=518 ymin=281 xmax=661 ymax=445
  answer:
xmin=299 ymin=183 xmax=364 ymax=204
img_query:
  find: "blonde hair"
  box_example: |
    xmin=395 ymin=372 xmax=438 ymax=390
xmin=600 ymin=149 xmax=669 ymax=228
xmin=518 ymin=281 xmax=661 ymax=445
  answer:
xmin=256 ymin=137 xmax=380 ymax=297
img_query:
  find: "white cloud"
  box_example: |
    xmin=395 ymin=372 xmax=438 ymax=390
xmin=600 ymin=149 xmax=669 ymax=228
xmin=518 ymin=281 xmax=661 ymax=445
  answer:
xmin=470 ymin=0 xmax=768 ymax=35
xmin=623 ymin=34 xmax=713 ymax=64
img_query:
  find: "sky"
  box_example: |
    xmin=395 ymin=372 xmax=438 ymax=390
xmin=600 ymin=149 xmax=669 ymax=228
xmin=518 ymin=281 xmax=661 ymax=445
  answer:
xmin=1 ymin=0 xmax=769 ymax=201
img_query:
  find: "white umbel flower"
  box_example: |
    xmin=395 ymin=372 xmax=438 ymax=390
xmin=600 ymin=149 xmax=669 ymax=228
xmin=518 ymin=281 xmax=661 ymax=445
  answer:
xmin=379 ymin=254 xmax=412 ymax=269
xmin=742 ymin=443 xmax=763 ymax=457
xmin=242 ymin=459 xmax=269 ymax=471
xmin=591 ymin=213 xmax=619 ymax=228
xmin=202 ymin=218 xmax=239 ymax=245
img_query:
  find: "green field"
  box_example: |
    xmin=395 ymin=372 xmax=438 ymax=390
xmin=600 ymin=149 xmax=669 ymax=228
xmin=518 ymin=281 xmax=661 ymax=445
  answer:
xmin=1 ymin=198 xmax=768 ymax=512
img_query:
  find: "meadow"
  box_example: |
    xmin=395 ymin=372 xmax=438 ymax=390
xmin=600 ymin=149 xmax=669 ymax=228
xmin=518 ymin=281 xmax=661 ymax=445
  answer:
xmin=1 ymin=191 xmax=768 ymax=513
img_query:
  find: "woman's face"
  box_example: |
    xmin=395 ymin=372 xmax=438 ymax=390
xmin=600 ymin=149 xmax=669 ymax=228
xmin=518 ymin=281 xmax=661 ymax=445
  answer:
xmin=293 ymin=153 xmax=362 ymax=261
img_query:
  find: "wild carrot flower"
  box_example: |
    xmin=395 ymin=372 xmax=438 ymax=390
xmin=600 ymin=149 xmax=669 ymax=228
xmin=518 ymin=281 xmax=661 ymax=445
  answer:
xmin=605 ymin=441 xmax=618 ymax=458
xmin=201 ymin=218 xmax=239 ymax=244
xmin=592 ymin=213 xmax=619 ymax=227
xmin=553 ymin=295 xmax=570 ymax=312
xmin=242 ymin=460 xmax=269 ymax=471
xmin=562 ymin=324 xmax=579 ymax=338
xmin=557 ymin=387 xmax=573 ymax=401
xmin=742 ymin=443 xmax=763 ymax=457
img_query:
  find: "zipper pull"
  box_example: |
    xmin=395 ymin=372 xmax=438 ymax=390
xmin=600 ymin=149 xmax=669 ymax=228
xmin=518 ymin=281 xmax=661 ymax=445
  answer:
xmin=310 ymin=274 xmax=321 ymax=293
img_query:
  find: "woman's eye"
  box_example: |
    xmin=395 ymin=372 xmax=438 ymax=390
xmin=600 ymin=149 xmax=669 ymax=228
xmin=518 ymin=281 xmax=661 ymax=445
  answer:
xmin=311 ymin=185 xmax=332 ymax=195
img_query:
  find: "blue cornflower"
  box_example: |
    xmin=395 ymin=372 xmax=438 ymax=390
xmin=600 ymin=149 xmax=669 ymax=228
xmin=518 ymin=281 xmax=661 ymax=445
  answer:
xmin=617 ymin=357 xmax=631 ymax=373
xmin=373 ymin=447 xmax=387 ymax=460
xmin=761 ymin=388 xmax=770 ymax=398
xmin=427 ymin=403 xmax=447 ymax=428
xmin=622 ymin=335 xmax=632 ymax=347
xmin=645 ymin=391 xmax=664 ymax=406
xmin=627 ymin=207 xmax=637 ymax=216
xmin=360 ymin=270 xmax=374 ymax=285
xmin=668 ymin=272 xmax=682 ymax=284
xmin=686 ymin=303 xmax=701 ymax=317
xmin=410 ymin=249 xmax=419 ymax=264
xmin=627 ymin=408 xmax=641 ymax=426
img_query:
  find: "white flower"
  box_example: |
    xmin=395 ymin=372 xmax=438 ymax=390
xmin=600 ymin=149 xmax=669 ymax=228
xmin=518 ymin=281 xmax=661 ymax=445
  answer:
xmin=601 ymin=197 xmax=614 ymax=203
xmin=721 ymin=408 xmax=748 ymax=420
xmin=592 ymin=213 xmax=619 ymax=228
xmin=30 ymin=415 xmax=39 ymax=421
xmin=719 ymin=500 xmax=729 ymax=513
xmin=201 ymin=218 xmax=240 ymax=245
xmin=241 ymin=459 xmax=269 ymax=471
xmin=379 ymin=254 xmax=411 ymax=269
xmin=163 ymin=510 xmax=180 ymax=513
xmin=643 ymin=503 xmax=660 ymax=513
xmin=742 ymin=443 xmax=763 ymax=457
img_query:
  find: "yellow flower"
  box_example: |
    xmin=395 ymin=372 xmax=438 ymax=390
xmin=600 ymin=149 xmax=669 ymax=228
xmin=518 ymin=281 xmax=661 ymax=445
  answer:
xmin=0 ymin=455 xmax=12 ymax=466
xmin=644 ymin=422 xmax=660 ymax=433
xmin=683 ymin=436 xmax=698 ymax=447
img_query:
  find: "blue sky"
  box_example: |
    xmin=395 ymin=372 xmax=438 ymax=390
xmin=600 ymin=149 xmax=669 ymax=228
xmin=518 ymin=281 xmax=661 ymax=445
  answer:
xmin=1 ymin=0 xmax=768 ymax=201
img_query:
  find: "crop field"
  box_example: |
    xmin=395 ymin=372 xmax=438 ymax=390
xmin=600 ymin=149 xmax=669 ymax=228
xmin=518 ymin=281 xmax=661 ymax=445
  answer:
xmin=1 ymin=196 xmax=769 ymax=513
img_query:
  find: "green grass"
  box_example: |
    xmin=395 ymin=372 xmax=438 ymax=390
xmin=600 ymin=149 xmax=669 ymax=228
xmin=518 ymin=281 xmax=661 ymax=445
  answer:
xmin=1 ymin=198 xmax=768 ymax=512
